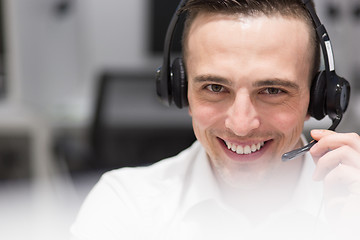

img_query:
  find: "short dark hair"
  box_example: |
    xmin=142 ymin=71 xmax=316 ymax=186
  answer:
xmin=180 ymin=0 xmax=320 ymax=81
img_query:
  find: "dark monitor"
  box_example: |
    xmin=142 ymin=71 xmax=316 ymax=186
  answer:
xmin=0 ymin=0 xmax=6 ymax=98
xmin=89 ymin=71 xmax=194 ymax=170
xmin=149 ymin=0 xmax=185 ymax=54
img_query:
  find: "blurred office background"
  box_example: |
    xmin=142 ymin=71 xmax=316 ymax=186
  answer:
xmin=0 ymin=0 xmax=358 ymax=239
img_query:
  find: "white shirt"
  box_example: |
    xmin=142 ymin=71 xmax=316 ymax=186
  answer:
xmin=71 ymin=139 xmax=335 ymax=240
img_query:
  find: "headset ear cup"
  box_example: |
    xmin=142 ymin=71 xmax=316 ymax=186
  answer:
xmin=308 ymin=71 xmax=327 ymax=120
xmin=171 ymin=57 xmax=188 ymax=108
xmin=338 ymin=77 xmax=350 ymax=113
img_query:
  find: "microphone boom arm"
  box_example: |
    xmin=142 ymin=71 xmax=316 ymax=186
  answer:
xmin=281 ymin=115 xmax=342 ymax=162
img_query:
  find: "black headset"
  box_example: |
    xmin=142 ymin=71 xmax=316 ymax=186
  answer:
xmin=156 ymin=0 xmax=351 ymax=160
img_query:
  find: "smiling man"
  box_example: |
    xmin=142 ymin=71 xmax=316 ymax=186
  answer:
xmin=186 ymin=12 xmax=311 ymax=192
xmin=71 ymin=1 xmax=360 ymax=240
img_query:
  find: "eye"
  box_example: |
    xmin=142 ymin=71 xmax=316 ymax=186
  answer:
xmin=261 ymin=87 xmax=284 ymax=95
xmin=206 ymin=84 xmax=224 ymax=93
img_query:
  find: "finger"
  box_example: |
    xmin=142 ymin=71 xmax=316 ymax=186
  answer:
xmin=310 ymin=130 xmax=336 ymax=159
xmin=312 ymin=146 xmax=360 ymax=181
xmin=310 ymin=129 xmax=336 ymax=141
xmin=310 ymin=131 xmax=360 ymax=158
xmin=311 ymin=131 xmax=360 ymax=151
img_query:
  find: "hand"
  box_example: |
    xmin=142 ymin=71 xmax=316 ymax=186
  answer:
xmin=310 ymin=129 xmax=360 ymax=237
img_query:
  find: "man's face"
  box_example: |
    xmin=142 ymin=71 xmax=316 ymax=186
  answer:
xmin=185 ymin=13 xmax=313 ymax=189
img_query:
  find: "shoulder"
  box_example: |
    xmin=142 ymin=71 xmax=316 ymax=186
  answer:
xmin=101 ymin=140 xmax=203 ymax=199
xmin=71 ymin=141 xmax=203 ymax=239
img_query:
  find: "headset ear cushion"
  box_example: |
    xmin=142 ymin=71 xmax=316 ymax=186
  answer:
xmin=171 ymin=57 xmax=188 ymax=108
xmin=308 ymin=71 xmax=327 ymax=120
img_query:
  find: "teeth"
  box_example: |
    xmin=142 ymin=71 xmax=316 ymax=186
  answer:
xmin=231 ymin=144 xmax=236 ymax=152
xmin=251 ymin=144 xmax=257 ymax=152
xmin=244 ymin=145 xmax=251 ymax=154
xmin=225 ymin=141 xmax=265 ymax=155
xmin=236 ymin=145 xmax=244 ymax=154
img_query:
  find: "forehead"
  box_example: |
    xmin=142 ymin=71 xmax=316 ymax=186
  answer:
xmin=185 ymin=13 xmax=313 ymax=85
xmin=187 ymin=11 xmax=312 ymax=45
xmin=184 ymin=11 xmax=313 ymax=56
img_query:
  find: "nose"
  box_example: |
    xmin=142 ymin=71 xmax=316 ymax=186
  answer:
xmin=225 ymin=91 xmax=260 ymax=136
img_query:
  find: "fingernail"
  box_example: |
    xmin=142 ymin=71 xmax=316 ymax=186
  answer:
xmin=311 ymin=129 xmax=323 ymax=134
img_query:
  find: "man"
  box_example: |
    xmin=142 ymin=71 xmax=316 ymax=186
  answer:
xmin=71 ymin=1 xmax=360 ymax=239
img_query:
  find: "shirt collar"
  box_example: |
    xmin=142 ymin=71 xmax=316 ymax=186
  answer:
xmin=181 ymin=144 xmax=222 ymax=212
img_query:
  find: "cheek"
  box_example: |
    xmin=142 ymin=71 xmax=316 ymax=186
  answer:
xmin=191 ymin=104 xmax=221 ymax=141
xmin=268 ymin=95 xmax=309 ymax=124
xmin=188 ymin=91 xmax=222 ymax=129
xmin=274 ymin=111 xmax=305 ymax=134
xmin=191 ymin=105 xmax=216 ymax=127
xmin=265 ymin=100 xmax=309 ymax=143
xmin=188 ymin=97 xmax=226 ymax=145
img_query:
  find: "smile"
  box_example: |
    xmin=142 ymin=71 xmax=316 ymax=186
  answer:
xmin=224 ymin=140 xmax=265 ymax=155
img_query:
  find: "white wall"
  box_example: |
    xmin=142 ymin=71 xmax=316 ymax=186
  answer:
xmin=3 ymin=0 xmax=163 ymax=128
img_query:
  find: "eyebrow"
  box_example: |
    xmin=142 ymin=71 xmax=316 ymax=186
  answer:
xmin=252 ymin=79 xmax=299 ymax=90
xmin=193 ymin=75 xmax=232 ymax=86
xmin=193 ymin=75 xmax=300 ymax=90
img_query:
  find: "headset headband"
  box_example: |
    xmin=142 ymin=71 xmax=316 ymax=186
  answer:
xmin=302 ymin=0 xmax=342 ymax=121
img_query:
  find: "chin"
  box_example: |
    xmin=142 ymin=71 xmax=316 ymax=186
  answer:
xmin=214 ymin=162 xmax=274 ymax=191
